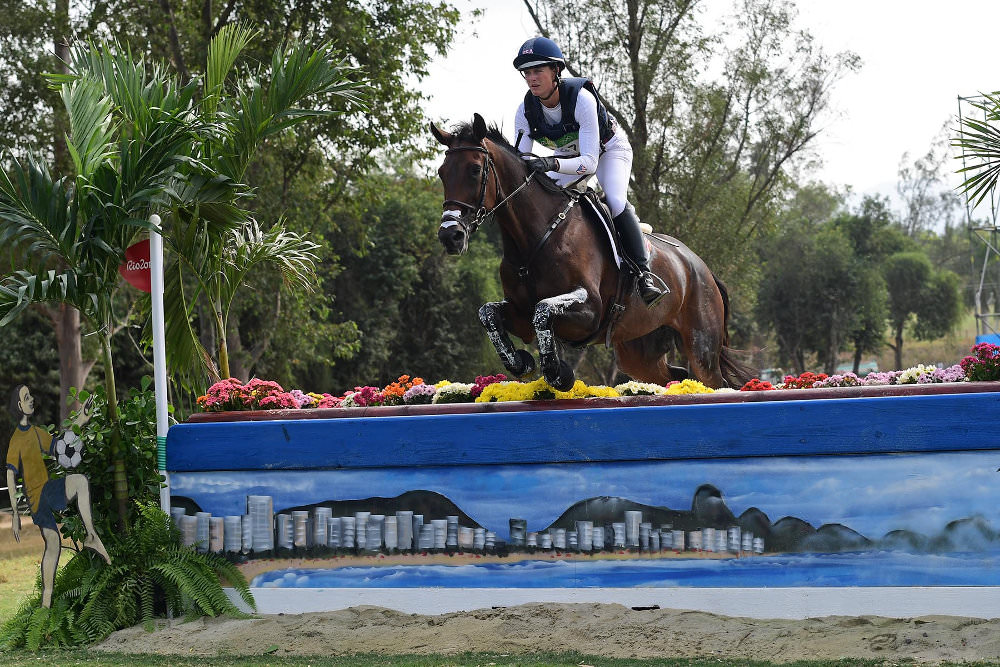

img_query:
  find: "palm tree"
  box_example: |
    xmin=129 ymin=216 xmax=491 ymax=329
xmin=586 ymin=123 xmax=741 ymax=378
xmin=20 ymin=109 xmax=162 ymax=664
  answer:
xmin=0 ymin=31 xmax=363 ymax=525
xmin=159 ymin=24 xmax=363 ymax=386
xmin=955 ymin=92 xmax=1000 ymax=209
xmin=0 ymin=45 xmax=239 ymax=526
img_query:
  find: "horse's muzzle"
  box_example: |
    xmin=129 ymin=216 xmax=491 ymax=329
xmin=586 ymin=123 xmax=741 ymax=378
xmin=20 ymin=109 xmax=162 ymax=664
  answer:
xmin=438 ymin=221 xmax=467 ymax=255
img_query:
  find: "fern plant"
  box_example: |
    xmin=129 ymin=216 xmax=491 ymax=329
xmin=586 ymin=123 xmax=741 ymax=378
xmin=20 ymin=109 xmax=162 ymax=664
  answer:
xmin=1 ymin=502 xmax=255 ymax=649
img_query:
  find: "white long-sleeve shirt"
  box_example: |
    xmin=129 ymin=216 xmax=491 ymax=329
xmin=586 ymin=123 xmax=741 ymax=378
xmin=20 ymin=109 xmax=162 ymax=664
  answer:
xmin=514 ymin=87 xmax=633 ymax=214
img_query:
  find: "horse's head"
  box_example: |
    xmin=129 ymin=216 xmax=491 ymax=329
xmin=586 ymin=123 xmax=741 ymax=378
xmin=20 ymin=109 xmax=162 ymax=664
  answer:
xmin=431 ymin=113 xmax=495 ymax=255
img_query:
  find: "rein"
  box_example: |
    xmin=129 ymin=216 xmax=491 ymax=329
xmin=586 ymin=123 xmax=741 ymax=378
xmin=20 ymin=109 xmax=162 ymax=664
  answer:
xmin=441 ymin=144 xmax=535 ymax=236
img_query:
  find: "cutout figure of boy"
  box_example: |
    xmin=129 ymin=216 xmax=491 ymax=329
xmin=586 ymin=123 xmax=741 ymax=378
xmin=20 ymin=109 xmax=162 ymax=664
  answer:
xmin=5 ymin=384 xmax=111 ymax=607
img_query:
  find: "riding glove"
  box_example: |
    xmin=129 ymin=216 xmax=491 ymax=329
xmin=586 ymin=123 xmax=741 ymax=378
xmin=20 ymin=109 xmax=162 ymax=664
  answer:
xmin=522 ymin=156 xmax=559 ymax=173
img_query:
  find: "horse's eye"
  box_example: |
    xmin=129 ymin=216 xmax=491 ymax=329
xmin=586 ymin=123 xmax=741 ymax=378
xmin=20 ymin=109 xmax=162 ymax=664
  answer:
xmin=469 ymin=164 xmax=481 ymax=177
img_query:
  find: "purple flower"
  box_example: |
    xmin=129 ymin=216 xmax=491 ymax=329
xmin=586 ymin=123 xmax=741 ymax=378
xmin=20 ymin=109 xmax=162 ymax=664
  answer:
xmin=861 ymin=371 xmax=901 ymax=386
xmin=932 ymin=364 xmax=967 ymax=383
xmin=403 ymin=384 xmax=438 ymax=405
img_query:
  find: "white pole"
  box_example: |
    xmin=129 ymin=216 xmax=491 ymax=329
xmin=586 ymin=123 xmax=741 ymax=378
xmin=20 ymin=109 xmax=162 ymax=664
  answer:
xmin=149 ymin=215 xmax=171 ymax=514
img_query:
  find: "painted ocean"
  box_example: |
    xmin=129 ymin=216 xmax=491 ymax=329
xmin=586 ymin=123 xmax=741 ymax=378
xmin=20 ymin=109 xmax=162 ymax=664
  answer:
xmin=252 ymin=549 xmax=1000 ymax=589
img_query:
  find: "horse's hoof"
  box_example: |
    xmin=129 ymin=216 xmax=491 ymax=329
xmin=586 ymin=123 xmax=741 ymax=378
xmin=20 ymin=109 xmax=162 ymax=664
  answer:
xmin=546 ymin=360 xmax=576 ymax=392
xmin=510 ymin=349 xmax=536 ymax=378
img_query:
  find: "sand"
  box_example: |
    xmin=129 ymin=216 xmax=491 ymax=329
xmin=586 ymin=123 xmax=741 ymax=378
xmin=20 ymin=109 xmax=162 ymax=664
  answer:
xmin=91 ymin=603 xmax=1000 ymax=663
xmin=4 ymin=516 xmax=999 ymax=663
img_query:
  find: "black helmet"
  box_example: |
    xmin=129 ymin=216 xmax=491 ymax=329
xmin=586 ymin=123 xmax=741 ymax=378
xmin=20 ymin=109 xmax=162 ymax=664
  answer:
xmin=513 ymin=36 xmax=565 ymax=71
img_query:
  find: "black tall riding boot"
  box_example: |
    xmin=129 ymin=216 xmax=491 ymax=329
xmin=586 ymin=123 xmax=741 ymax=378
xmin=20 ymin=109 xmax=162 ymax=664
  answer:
xmin=612 ymin=204 xmax=668 ymax=307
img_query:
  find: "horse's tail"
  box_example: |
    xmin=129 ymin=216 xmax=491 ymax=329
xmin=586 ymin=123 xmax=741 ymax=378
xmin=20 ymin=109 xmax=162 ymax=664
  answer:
xmin=713 ymin=273 xmax=757 ymax=388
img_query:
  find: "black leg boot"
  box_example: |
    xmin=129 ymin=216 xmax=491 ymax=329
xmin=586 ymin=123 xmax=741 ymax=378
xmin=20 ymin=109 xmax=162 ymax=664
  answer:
xmin=612 ymin=204 xmax=668 ymax=307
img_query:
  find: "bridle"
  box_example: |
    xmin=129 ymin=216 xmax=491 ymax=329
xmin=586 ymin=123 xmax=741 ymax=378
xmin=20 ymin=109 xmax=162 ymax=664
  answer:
xmin=440 ymin=143 xmax=535 ymax=237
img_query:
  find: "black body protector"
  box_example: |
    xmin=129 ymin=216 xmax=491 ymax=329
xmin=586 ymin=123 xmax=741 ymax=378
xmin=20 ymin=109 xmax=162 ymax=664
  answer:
xmin=521 ymin=78 xmax=668 ymax=307
xmin=521 ymin=77 xmax=615 ymax=150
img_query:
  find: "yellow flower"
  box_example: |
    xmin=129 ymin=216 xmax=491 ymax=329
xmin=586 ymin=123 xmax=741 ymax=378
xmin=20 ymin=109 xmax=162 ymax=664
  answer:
xmin=663 ymin=379 xmax=715 ymax=395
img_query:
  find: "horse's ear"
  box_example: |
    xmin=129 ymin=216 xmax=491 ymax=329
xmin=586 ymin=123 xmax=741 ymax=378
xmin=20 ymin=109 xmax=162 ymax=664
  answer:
xmin=430 ymin=121 xmax=451 ymax=146
xmin=472 ymin=113 xmax=488 ymax=142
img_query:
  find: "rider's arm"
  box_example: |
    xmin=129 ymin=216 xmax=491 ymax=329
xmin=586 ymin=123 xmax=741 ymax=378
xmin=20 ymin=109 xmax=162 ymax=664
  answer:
xmin=513 ymin=101 xmax=534 ymax=154
xmin=551 ymin=88 xmax=600 ymax=177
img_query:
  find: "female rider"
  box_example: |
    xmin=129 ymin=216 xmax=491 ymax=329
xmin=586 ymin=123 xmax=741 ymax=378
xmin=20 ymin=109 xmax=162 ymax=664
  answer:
xmin=512 ymin=36 xmax=666 ymax=307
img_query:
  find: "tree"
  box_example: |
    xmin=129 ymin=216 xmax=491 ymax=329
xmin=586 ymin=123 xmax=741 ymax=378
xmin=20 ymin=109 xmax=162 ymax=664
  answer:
xmin=523 ymin=0 xmax=859 ymax=281
xmin=0 ymin=42 xmax=236 ymax=525
xmin=883 ymin=252 xmax=963 ymax=370
xmin=157 ymin=24 xmax=363 ymax=388
xmin=308 ymin=165 xmax=503 ymax=391
xmin=0 ymin=0 xmax=463 ymax=408
xmin=897 ymin=122 xmax=960 ymax=236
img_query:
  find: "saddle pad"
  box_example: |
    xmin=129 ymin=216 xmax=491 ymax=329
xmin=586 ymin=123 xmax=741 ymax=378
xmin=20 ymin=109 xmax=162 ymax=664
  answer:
xmin=580 ymin=193 xmax=623 ymax=269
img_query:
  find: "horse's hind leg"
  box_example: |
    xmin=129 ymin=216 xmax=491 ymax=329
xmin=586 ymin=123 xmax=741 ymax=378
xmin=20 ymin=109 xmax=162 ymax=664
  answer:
xmin=615 ymin=328 xmax=687 ymax=385
xmin=680 ymin=325 xmax=726 ymax=389
xmin=479 ymin=300 xmax=535 ymax=378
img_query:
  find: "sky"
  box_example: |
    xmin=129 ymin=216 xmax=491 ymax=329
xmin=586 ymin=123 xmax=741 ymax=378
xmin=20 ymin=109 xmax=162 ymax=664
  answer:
xmin=421 ymin=0 xmax=1000 ymax=217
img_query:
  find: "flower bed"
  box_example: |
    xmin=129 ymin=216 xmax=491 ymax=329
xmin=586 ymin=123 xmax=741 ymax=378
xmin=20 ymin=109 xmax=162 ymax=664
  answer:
xmin=193 ymin=344 xmax=1000 ymax=417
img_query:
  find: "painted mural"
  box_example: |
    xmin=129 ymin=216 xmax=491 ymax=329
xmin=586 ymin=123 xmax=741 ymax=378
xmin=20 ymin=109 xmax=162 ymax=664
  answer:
xmin=168 ymin=449 xmax=1000 ymax=589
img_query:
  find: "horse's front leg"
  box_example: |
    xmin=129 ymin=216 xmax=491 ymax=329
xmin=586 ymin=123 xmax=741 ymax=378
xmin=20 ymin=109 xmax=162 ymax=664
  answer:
xmin=533 ymin=287 xmax=589 ymax=391
xmin=479 ymin=300 xmax=536 ymax=378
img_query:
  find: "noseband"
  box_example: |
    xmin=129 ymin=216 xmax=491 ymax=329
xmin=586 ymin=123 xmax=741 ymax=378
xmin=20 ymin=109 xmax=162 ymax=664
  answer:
xmin=441 ymin=144 xmax=535 ymax=236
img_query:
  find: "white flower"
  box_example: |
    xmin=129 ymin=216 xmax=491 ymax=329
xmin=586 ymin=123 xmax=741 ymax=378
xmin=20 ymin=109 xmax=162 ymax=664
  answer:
xmin=898 ymin=363 xmax=936 ymax=384
xmin=613 ymin=380 xmax=666 ymax=396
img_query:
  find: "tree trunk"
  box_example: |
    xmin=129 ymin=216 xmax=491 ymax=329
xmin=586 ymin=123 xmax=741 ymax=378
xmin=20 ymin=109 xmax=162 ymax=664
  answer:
xmin=852 ymin=345 xmax=863 ymax=375
xmin=101 ymin=332 xmax=129 ymax=530
xmin=49 ymin=0 xmax=91 ymax=421
xmin=894 ymin=323 xmax=904 ymax=371
xmin=50 ymin=304 xmax=91 ymax=421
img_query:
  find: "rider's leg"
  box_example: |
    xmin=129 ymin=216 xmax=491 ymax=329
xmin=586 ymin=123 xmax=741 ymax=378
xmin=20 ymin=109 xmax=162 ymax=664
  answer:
xmin=612 ymin=204 xmax=669 ymax=306
xmin=598 ymin=147 xmax=668 ymax=307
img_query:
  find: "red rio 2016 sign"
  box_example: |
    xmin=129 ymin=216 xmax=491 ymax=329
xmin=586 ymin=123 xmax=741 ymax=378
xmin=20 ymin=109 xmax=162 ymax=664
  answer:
xmin=118 ymin=239 xmax=152 ymax=293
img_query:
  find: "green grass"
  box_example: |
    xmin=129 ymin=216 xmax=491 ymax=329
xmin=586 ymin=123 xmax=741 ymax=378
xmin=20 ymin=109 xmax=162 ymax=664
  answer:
xmin=1 ymin=653 xmax=996 ymax=666
xmin=0 ymin=553 xmax=41 ymax=626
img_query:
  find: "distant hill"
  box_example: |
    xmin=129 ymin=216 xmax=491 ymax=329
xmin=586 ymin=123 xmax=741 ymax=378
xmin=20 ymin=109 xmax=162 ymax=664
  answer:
xmin=281 ymin=489 xmax=481 ymax=528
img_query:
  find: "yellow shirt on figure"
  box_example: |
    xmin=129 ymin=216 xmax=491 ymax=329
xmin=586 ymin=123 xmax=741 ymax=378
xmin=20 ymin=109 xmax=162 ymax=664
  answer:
xmin=5 ymin=424 xmax=54 ymax=513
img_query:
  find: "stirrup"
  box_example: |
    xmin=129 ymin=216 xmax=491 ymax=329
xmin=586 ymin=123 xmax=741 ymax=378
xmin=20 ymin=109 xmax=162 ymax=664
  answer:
xmin=638 ymin=272 xmax=669 ymax=307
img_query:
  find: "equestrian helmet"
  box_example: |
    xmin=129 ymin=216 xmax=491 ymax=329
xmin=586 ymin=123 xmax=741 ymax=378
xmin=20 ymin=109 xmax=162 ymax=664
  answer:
xmin=513 ymin=36 xmax=566 ymax=71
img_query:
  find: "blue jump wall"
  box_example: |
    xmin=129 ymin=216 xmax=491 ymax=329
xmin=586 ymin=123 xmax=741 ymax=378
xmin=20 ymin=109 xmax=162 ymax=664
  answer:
xmin=166 ymin=384 xmax=1000 ymax=616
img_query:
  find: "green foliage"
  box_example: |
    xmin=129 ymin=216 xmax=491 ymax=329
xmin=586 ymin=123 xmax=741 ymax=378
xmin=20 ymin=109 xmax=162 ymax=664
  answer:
xmin=756 ymin=192 xmax=900 ymax=374
xmin=305 ymin=167 xmax=503 ymax=391
xmin=53 ymin=379 xmax=165 ymax=543
xmin=0 ymin=502 xmax=253 ymax=649
xmin=883 ymin=252 xmax=964 ymax=369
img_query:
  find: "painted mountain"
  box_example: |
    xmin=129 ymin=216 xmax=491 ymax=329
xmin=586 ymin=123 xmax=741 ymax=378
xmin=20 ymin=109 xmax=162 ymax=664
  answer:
xmin=281 ymin=489 xmax=482 ymax=528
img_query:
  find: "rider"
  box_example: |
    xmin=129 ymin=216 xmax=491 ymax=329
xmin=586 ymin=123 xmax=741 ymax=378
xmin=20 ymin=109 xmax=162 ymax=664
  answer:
xmin=512 ymin=36 xmax=667 ymax=307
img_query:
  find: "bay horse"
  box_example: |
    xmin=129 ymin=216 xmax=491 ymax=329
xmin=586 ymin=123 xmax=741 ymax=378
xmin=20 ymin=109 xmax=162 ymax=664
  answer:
xmin=432 ymin=113 xmax=754 ymax=391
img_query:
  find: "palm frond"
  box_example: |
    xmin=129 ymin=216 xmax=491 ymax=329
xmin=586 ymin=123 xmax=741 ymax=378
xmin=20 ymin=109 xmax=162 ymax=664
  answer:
xmin=954 ymin=92 xmax=1000 ymax=210
xmin=0 ymin=154 xmax=77 ymax=270
xmin=219 ymin=220 xmax=319 ymax=317
xmin=61 ymin=77 xmax=118 ymax=183
xmin=0 ymin=269 xmax=99 ymax=326
xmin=204 ymin=22 xmax=259 ymax=114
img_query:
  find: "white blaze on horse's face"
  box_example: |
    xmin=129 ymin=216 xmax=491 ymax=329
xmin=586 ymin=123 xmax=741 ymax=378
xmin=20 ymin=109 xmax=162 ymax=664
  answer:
xmin=438 ymin=209 xmax=468 ymax=255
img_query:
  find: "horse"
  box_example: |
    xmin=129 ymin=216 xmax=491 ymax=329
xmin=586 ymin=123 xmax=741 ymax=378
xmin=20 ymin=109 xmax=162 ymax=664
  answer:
xmin=432 ymin=113 xmax=754 ymax=391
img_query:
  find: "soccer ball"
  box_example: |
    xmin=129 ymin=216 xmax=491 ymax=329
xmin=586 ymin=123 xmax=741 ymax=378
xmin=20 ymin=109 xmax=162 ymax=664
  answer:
xmin=55 ymin=431 xmax=83 ymax=468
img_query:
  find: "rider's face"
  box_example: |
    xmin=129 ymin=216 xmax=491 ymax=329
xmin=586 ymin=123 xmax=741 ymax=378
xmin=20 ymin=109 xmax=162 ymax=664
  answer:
xmin=521 ymin=66 xmax=558 ymax=97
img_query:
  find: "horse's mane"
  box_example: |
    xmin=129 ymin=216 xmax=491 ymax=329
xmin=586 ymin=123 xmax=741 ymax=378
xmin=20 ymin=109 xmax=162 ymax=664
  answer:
xmin=450 ymin=120 xmax=563 ymax=192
